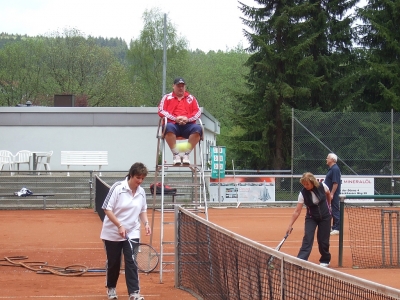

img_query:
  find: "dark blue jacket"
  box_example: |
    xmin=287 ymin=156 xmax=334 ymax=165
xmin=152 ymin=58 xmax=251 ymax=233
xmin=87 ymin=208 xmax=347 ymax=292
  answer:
xmin=301 ymin=184 xmax=330 ymax=220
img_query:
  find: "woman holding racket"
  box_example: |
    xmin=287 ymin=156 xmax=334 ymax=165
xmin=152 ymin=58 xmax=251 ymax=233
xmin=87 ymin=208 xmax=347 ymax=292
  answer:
xmin=286 ymin=172 xmax=332 ymax=267
xmin=100 ymin=162 xmax=151 ymax=300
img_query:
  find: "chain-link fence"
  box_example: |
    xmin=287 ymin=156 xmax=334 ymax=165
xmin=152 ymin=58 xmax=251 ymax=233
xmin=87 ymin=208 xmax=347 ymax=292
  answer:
xmin=293 ymin=109 xmax=400 ymax=177
xmin=2 ymin=110 xmax=400 ymax=210
xmin=1 ymin=171 xmax=400 ymax=209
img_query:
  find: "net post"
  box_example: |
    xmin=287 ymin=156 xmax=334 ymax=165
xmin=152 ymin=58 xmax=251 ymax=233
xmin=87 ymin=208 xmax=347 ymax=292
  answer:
xmin=381 ymin=210 xmax=385 ymax=266
xmin=397 ymin=211 xmax=400 ymax=267
xmin=389 ymin=211 xmax=393 ymax=265
xmin=174 ymin=205 xmax=179 ymax=288
xmin=339 ymin=194 xmax=346 ymax=267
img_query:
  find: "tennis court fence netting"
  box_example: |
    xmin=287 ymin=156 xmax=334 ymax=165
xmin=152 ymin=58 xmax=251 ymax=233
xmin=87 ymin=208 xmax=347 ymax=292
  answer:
xmin=346 ymin=203 xmax=400 ymax=269
xmin=175 ymin=206 xmax=400 ymax=300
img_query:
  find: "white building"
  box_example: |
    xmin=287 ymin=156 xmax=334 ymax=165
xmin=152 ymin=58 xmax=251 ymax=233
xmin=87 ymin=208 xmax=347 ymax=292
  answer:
xmin=0 ymin=107 xmax=220 ymax=172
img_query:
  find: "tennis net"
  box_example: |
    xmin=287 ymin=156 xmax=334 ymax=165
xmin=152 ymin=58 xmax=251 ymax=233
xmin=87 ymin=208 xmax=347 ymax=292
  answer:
xmin=176 ymin=206 xmax=400 ymax=300
xmin=346 ymin=204 xmax=400 ymax=268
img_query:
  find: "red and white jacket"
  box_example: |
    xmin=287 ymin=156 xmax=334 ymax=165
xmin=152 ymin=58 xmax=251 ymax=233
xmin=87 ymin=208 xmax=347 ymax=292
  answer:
xmin=158 ymin=91 xmax=201 ymax=123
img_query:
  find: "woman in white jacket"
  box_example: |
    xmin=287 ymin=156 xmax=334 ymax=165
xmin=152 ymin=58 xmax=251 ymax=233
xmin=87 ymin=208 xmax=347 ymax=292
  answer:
xmin=100 ymin=162 xmax=151 ymax=300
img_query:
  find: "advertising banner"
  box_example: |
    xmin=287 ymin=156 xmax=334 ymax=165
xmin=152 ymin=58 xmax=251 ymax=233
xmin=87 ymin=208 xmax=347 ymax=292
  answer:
xmin=317 ymin=176 xmax=375 ymax=201
xmin=340 ymin=177 xmax=375 ymax=201
xmin=209 ymin=176 xmax=276 ymax=203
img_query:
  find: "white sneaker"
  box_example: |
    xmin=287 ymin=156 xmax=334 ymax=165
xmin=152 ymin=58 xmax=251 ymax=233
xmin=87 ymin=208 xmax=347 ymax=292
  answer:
xmin=107 ymin=287 xmax=118 ymax=299
xmin=182 ymin=154 xmax=190 ymax=165
xmin=319 ymin=263 xmax=329 ymax=267
xmin=129 ymin=292 xmax=144 ymax=300
xmin=173 ymin=154 xmax=181 ymax=165
xmin=330 ymin=230 xmax=339 ymax=235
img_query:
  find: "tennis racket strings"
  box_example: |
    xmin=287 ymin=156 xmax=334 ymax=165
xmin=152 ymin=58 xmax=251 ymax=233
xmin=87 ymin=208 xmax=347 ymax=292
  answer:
xmin=127 ymin=238 xmax=159 ymax=273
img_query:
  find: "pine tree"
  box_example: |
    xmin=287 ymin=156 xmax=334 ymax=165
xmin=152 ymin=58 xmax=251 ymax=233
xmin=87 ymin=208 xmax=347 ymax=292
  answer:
xmin=354 ymin=0 xmax=400 ymax=111
xmin=230 ymin=0 xmax=356 ymax=170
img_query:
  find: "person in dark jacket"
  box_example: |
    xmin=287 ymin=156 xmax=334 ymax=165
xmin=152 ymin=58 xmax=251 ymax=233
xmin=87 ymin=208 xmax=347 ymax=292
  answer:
xmin=324 ymin=153 xmax=341 ymax=235
xmin=286 ymin=172 xmax=332 ymax=267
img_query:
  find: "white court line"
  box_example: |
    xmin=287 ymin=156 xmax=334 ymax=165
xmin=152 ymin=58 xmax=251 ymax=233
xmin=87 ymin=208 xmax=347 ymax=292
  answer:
xmin=0 ymin=295 xmax=160 ymax=299
xmin=223 ymin=227 xmax=242 ymax=229
xmin=1 ymin=248 xmax=106 ymax=253
xmin=159 ymin=213 xmax=295 ymax=218
xmin=1 ymin=247 xmax=104 ymax=251
xmin=0 ymin=296 xmax=105 ymax=299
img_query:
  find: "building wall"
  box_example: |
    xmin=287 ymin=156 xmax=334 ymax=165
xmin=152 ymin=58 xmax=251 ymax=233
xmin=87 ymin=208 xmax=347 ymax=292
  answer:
xmin=0 ymin=107 xmax=220 ymax=171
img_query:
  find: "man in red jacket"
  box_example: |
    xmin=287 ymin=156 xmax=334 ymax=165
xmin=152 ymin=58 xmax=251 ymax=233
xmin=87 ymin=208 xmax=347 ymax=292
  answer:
xmin=158 ymin=77 xmax=202 ymax=165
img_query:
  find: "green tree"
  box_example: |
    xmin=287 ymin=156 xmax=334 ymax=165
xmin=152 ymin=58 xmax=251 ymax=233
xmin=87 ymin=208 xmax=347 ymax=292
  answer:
xmin=353 ymin=0 xmax=400 ymax=111
xmin=306 ymin=0 xmax=358 ymax=111
xmin=0 ymin=39 xmax=47 ymax=106
xmin=230 ymin=0 xmax=356 ymax=170
xmin=0 ymin=33 xmax=27 ymax=49
xmin=185 ymin=47 xmax=248 ymax=126
xmin=126 ymin=8 xmax=189 ymax=106
xmin=183 ymin=47 xmax=249 ymax=168
xmin=43 ymin=28 xmax=135 ymax=106
xmin=90 ymin=36 xmax=128 ymax=63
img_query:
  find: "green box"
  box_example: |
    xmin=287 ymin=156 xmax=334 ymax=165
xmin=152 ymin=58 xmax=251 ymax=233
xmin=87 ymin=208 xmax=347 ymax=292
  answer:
xmin=210 ymin=146 xmax=226 ymax=179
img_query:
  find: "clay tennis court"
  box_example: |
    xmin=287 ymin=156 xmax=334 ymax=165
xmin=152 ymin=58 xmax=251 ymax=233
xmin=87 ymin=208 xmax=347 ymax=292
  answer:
xmin=1 ymin=207 xmax=399 ymax=299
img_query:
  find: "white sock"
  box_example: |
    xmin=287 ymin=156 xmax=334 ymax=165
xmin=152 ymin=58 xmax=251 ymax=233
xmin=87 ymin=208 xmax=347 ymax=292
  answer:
xmin=172 ymin=148 xmax=179 ymax=156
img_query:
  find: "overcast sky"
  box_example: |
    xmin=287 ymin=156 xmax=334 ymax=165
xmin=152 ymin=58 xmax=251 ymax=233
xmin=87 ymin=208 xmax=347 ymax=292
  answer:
xmin=0 ymin=0 xmax=258 ymax=52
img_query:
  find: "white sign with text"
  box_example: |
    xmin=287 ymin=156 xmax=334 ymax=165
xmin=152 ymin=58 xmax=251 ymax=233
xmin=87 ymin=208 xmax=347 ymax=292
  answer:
xmin=318 ymin=176 xmax=375 ymax=201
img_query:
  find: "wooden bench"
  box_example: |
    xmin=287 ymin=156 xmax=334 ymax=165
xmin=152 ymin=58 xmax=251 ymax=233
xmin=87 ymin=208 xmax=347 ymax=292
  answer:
xmin=61 ymin=151 xmax=108 ymax=176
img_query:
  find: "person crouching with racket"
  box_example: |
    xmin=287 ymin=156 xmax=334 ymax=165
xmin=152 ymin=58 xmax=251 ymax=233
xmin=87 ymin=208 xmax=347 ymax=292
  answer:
xmin=286 ymin=172 xmax=332 ymax=267
xmin=100 ymin=162 xmax=151 ymax=300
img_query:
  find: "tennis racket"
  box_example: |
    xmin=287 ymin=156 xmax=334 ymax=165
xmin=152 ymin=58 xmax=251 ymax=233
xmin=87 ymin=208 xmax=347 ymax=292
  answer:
xmin=126 ymin=238 xmax=159 ymax=273
xmin=267 ymin=228 xmax=293 ymax=267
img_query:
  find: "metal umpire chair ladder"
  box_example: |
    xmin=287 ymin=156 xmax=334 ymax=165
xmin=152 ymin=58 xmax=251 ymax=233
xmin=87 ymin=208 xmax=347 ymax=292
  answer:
xmin=150 ymin=117 xmax=208 ymax=283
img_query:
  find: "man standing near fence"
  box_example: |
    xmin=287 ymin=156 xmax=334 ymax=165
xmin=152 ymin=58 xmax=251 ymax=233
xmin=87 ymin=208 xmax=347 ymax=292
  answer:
xmin=325 ymin=153 xmax=341 ymax=235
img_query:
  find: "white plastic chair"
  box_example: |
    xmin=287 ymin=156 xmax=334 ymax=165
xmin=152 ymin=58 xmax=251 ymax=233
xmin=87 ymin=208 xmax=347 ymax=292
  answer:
xmin=36 ymin=151 xmax=53 ymax=175
xmin=0 ymin=150 xmax=15 ymax=175
xmin=13 ymin=150 xmax=32 ymax=171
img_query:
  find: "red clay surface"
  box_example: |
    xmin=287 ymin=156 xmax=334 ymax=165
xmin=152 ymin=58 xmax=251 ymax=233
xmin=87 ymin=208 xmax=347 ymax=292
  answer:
xmin=0 ymin=207 xmax=399 ymax=299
